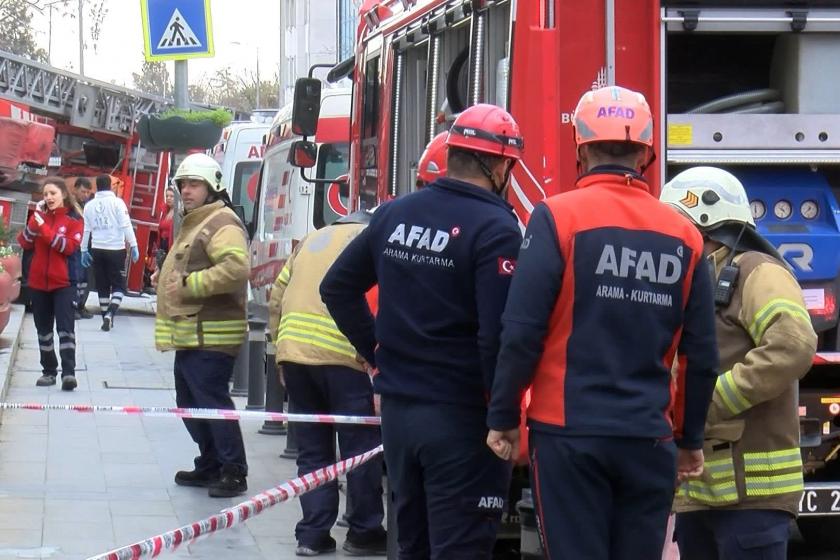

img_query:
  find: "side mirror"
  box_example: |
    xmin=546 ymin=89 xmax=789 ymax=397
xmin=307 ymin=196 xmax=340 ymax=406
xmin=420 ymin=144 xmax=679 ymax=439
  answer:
xmin=288 ymin=140 xmax=317 ymax=169
xmin=291 ymin=78 xmax=322 ymax=137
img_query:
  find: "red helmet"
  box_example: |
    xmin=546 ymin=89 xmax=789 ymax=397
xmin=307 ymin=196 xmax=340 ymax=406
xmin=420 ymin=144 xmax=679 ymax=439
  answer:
xmin=445 ymin=104 xmax=524 ymax=161
xmin=573 ymin=86 xmax=654 ymax=149
xmin=416 ymin=132 xmax=448 ymax=187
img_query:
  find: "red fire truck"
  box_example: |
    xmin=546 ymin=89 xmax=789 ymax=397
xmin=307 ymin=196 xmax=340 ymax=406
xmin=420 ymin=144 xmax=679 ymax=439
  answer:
xmin=0 ymin=50 xmax=175 ymax=293
xmin=285 ymin=0 xmax=840 ymax=550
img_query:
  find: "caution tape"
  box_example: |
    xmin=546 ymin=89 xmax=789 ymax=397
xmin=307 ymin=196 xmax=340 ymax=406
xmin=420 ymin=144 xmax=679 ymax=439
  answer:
xmin=86 ymin=445 xmax=384 ymax=560
xmin=0 ymin=402 xmax=381 ymax=425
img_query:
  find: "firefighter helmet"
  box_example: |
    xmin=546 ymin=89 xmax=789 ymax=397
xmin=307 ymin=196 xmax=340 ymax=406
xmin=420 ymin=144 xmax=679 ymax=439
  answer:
xmin=573 ymin=86 xmax=654 ymax=149
xmin=660 ymin=166 xmax=755 ymax=228
xmin=174 ymin=153 xmax=225 ymax=194
xmin=417 ymin=132 xmax=449 ymax=186
xmin=446 ymin=104 xmax=524 ymax=161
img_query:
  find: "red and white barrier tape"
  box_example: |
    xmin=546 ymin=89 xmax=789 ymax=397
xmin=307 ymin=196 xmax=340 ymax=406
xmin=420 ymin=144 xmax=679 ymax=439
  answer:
xmin=86 ymin=445 xmax=384 ymax=560
xmin=0 ymin=402 xmax=381 ymax=425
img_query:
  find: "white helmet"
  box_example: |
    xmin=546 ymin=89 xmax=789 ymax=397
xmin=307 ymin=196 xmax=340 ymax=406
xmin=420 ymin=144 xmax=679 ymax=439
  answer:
xmin=660 ymin=166 xmax=754 ymax=229
xmin=174 ymin=153 xmax=225 ymax=194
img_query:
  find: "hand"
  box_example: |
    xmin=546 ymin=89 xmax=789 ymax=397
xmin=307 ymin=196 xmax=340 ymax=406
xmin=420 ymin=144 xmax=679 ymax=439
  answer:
xmin=676 ymin=448 xmax=704 ymax=484
xmin=373 ymin=394 xmax=381 ymax=416
xmin=487 ymin=428 xmax=520 ymax=462
xmin=35 ymin=200 xmax=46 ymax=213
xmin=130 ymin=246 xmax=140 ymax=263
xmin=164 ymin=273 xmax=185 ymax=301
xmin=80 ymin=251 xmax=93 ymax=268
xmin=150 ymin=268 xmax=159 ymax=288
xmin=33 ymin=212 xmax=45 ymax=227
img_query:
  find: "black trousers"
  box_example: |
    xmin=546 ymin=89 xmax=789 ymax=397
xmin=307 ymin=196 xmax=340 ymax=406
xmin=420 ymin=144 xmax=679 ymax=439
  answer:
xmin=76 ymin=266 xmax=94 ymax=310
xmin=282 ymin=362 xmax=384 ymax=546
xmin=30 ymin=287 xmax=76 ymax=377
xmin=174 ymin=349 xmax=248 ymax=475
xmin=91 ymin=248 xmax=126 ymax=316
xmin=529 ymin=432 xmax=677 ymax=560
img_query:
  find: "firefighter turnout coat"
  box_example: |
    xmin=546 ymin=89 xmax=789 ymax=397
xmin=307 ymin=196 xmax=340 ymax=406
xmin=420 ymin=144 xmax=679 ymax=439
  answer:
xmin=676 ymin=248 xmax=817 ymax=515
xmin=268 ymin=222 xmax=367 ymax=371
xmin=154 ymin=201 xmax=249 ymax=356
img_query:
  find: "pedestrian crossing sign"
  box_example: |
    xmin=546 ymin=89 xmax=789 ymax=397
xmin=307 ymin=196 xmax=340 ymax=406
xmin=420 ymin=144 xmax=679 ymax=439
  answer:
xmin=140 ymin=0 xmax=215 ymax=62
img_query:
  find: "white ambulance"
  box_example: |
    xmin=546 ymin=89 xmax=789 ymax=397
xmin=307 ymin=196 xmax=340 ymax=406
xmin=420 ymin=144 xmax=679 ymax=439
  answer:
xmin=211 ymin=121 xmax=273 ymax=223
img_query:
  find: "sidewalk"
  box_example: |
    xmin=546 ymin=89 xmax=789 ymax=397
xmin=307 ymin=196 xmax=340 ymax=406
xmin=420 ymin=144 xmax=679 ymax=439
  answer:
xmin=0 ymin=309 xmax=380 ymax=560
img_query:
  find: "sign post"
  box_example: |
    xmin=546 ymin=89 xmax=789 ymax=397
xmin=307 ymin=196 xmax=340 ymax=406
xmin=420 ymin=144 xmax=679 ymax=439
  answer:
xmin=140 ymin=0 xmax=215 ymax=108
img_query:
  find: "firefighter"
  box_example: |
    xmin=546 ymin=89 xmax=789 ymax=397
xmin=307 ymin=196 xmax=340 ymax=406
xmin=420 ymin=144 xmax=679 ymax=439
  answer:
xmin=80 ymin=174 xmax=140 ymax=331
xmin=19 ymin=177 xmax=83 ymax=390
xmin=660 ymin=167 xmax=817 ymax=560
xmin=415 ymin=132 xmax=448 ymax=189
xmin=268 ymin=209 xmax=386 ymax=557
xmin=321 ymin=103 xmax=524 ymax=559
xmin=485 ymin=86 xmax=719 ymax=560
xmin=151 ymin=153 xmax=250 ymax=498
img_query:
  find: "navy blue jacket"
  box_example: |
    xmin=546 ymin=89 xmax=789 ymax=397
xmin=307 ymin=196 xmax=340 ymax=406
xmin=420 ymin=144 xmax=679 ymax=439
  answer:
xmin=321 ymin=178 xmax=522 ymax=408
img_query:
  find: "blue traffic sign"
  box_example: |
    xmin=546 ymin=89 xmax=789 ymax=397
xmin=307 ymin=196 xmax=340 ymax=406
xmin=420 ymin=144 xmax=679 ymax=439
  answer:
xmin=140 ymin=0 xmax=215 ymax=62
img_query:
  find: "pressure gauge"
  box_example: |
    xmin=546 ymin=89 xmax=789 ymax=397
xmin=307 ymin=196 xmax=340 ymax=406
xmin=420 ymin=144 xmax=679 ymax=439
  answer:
xmin=801 ymin=200 xmax=819 ymax=220
xmin=774 ymin=200 xmax=792 ymax=220
xmin=750 ymin=200 xmax=766 ymax=221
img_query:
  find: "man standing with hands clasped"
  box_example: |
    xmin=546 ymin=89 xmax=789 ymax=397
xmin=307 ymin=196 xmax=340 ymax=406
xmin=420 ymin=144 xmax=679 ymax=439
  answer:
xmin=486 ymin=86 xmax=719 ymax=560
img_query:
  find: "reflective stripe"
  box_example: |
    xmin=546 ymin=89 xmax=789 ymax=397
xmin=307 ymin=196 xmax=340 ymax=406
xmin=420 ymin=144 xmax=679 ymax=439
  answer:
xmin=745 ymin=472 xmax=804 ymax=497
xmin=211 ymin=247 xmax=248 ymax=262
xmin=277 ymin=313 xmax=356 ymax=358
xmin=715 ymin=370 xmax=750 ymax=416
xmin=203 ymin=319 xmax=247 ymax=331
xmin=679 ymin=480 xmax=738 ymax=504
xmin=705 ymin=457 xmax=736 ymax=480
xmin=188 ymin=271 xmax=203 ymax=298
xmin=156 ymin=317 xmax=244 ymax=348
xmin=278 ymin=265 xmax=291 ymax=285
xmin=743 ymin=449 xmax=802 ymax=473
xmin=277 ymin=331 xmax=358 ymax=359
xmin=748 ymin=298 xmax=811 ymax=343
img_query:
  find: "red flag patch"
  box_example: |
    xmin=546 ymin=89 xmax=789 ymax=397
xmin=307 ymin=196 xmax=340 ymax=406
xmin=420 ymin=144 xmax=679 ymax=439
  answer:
xmin=498 ymin=257 xmax=516 ymax=276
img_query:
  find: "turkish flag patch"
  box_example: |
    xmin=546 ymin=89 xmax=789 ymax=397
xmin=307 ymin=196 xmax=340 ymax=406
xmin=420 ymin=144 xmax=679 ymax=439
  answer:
xmin=497 ymin=257 xmax=516 ymax=276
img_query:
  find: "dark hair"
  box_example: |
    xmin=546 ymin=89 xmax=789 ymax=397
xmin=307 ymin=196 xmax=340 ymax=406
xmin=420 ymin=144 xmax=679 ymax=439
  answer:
xmin=446 ymin=147 xmax=507 ymax=180
xmin=95 ymin=174 xmax=112 ymax=191
xmin=42 ymin=176 xmax=82 ymax=216
xmin=75 ymin=177 xmax=92 ymax=190
xmin=586 ymin=141 xmax=647 ymax=160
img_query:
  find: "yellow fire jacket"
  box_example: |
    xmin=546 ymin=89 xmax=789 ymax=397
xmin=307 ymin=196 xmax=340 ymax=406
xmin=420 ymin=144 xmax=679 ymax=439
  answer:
xmin=676 ymin=248 xmax=817 ymax=515
xmin=268 ymin=222 xmax=367 ymax=371
xmin=155 ymin=201 xmax=249 ymax=356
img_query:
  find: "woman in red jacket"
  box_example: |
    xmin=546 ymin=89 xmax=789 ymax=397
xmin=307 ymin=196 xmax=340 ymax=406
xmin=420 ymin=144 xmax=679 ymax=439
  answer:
xmin=18 ymin=177 xmax=83 ymax=390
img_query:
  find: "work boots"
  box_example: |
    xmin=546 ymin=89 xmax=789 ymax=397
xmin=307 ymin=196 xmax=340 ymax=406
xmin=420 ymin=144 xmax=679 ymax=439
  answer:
xmin=207 ymin=465 xmax=247 ymax=498
xmin=36 ymin=374 xmax=56 ymax=387
xmin=174 ymin=468 xmax=219 ymax=488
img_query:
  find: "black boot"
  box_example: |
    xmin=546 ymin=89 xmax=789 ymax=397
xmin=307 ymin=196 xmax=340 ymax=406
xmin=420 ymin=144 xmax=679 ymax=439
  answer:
xmin=174 ymin=468 xmax=219 ymax=488
xmin=343 ymin=527 xmax=387 ymax=556
xmin=208 ymin=465 xmax=247 ymax=498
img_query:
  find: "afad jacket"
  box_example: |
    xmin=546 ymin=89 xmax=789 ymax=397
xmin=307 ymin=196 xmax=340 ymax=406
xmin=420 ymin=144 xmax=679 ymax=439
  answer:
xmin=18 ymin=207 xmax=83 ymax=291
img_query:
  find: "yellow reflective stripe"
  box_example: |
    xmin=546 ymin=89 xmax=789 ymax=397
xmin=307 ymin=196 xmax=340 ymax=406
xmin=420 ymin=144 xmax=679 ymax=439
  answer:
xmin=278 ymin=265 xmax=291 ymax=285
xmin=282 ymin=312 xmax=344 ymax=334
xmin=679 ymin=480 xmax=739 ymax=503
xmin=203 ymin=319 xmax=247 ymax=329
xmin=277 ymin=329 xmax=357 ymax=359
xmin=704 ymin=457 xmax=736 ymax=480
xmin=188 ymin=271 xmax=203 ymax=298
xmin=745 ymin=472 xmax=804 ymax=497
xmin=748 ymin=298 xmax=811 ymax=343
xmin=211 ymin=247 xmax=248 ymax=262
xmin=743 ymin=449 xmax=802 ymax=472
xmin=715 ymin=370 xmax=750 ymax=416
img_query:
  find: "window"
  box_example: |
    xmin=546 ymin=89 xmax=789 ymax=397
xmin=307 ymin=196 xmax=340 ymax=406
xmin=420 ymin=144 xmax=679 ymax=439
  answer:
xmin=313 ymin=142 xmax=350 ymax=229
xmin=338 ymin=0 xmax=358 ymax=60
xmin=231 ymin=161 xmax=261 ymax=226
xmin=360 ymin=56 xmax=381 ymax=210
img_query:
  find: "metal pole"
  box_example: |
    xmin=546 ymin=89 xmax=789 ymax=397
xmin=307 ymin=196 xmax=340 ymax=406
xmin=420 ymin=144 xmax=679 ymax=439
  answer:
xmin=231 ymin=339 xmax=249 ymax=397
xmin=174 ymin=61 xmax=189 ymax=109
xmin=260 ymin=342 xmax=287 ymax=435
xmin=246 ymin=318 xmax=266 ymax=410
xmin=255 ymin=47 xmax=261 ymax=109
xmin=78 ymin=0 xmax=84 ymax=76
xmin=280 ymin=395 xmax=299 ymax=459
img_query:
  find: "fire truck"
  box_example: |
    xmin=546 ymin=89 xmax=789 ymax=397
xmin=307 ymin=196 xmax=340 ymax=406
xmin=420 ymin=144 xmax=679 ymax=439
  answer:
xmin=0 ymin=49 xmax=175 ymax=294
xmin=281 ymin=0 xmax=840 ymax=550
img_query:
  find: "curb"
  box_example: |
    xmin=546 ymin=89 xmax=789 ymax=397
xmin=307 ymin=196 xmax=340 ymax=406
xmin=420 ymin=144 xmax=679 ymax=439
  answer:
xmin=0 ymin=304 xmax=28 ymax=422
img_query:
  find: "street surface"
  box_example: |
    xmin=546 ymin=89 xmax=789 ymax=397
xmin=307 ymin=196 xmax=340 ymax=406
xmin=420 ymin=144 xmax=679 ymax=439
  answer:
xmin=0 ymin=301 xmax=835 ymax=559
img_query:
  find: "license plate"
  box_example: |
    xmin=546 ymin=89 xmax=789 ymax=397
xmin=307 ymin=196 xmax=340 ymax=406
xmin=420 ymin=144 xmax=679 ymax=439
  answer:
xmin=798 ymin=486 xmax=840 ymax=516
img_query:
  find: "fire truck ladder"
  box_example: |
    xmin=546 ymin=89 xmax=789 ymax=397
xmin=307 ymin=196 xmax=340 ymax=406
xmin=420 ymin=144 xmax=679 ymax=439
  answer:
xmin=0 ymin=49 xmax=172 ymax=136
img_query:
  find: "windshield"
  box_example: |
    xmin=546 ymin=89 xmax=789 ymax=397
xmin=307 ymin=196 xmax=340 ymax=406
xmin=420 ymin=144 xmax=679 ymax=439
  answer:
xmin=231 ymin=160 xmax=260 ymax=222
xmin=314 ymin=142 xmax=350 ymax=229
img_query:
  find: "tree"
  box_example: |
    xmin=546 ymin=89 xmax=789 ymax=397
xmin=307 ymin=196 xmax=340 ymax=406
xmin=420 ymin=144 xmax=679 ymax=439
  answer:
xmin=0 ymin=1 xmax=48 ymax=62
xmin=132 ymin=58 xmax=171 ymax=97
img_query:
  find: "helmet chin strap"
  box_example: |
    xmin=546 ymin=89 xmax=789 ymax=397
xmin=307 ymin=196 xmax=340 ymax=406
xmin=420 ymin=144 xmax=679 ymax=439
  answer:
xmin=472 ymin=153 xmax=511 ymax=197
